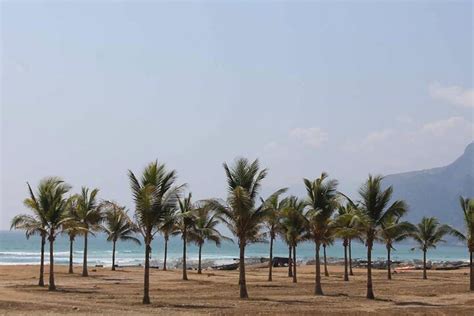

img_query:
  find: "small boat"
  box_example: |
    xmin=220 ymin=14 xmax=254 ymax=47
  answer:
xmin=212 ymin=262 xmax=239 ymax=271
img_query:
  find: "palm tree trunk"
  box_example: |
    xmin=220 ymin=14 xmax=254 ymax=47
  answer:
xmin=349 ymin=239 xmax=354 ymax=276
xmin=423 ymin=248 xmax=427 ymax=280
xmin=112 ymin=240 xmax=116 ymax=271
xmin=143 ymin=242 xmax=151 ymax=304
xmin=288 ymin=245 xmax=293 ymax=277
xmin=315 ymin=241 xmax=323 ymax=295
xmin=198 ymin=243 xmax=202 ymax=274
xmin=292 ymin=245 xmax=297 ymax=283
xmin=163 ymin=235 xmax=168 ymax=271
xmin=39 ymin=234 xmax=45 ymax=286
xmin=323 ymin=244 xmax=329 ymax=277
xmin=82 ymin=231 xmax=88 ymax=277
xmin=470 ymin=251 xmax=473 ymax=291
xmin=182 ymin=229 xmax=188 ymax=281
xmin=48 ymin=234 xmax=56 ymax=291
xmin=366 ymin=240 xmax=375 ymax=299
xmin=387 ymin=244 xmax=391 ymax=280
xmin=268 ymin=236 xmax=273 ymax=281
xmin=239 ymin=242 xmax=249 ymax=299
xmin=343 ymin=239 xmax=349 ymax=281
xmin=68 ymin=236 xmax=74 ymax=274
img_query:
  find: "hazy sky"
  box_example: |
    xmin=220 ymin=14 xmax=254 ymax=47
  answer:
xmin=1 ymin=1 xmax=473 ymax=229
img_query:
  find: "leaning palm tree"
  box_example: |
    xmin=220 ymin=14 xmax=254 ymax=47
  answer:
xmin=159 ymin=206 xmax=178 ymax=271
xmin=379 ymin=214 xmax=414 ymax=280
xmin=333 ymin=202 xmax=363 ymax=281
xmin=206 ymin=158 xmax=268 ymax=299
xmin=411 ymin=217 xmax=464 ymax=280
xmin=459 ymin=196 xmax=474 ymax=291
xmin=100 ymin=201 xmax=141 ymax=271
xmin=280 ymin=196 xmax=308 ymax=283
xmin=175 ymin=193 xmax=196 ymax=281
xmin=76 ymin=187 xmax=102 ymax=277
xmin=190 ymin=206 xmax=232 ymax=274
xmin=10 ymin=181 xmax=48 ymax=286
xmin=129 ymin=160 xmax=183 ymax=304
xmin=261 ymin=188 xmax=288 ymax=281
xmin=304 ymin=173 xmax=339 ymax=295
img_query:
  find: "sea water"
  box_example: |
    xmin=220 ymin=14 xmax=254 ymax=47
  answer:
xmin=0 ymin=231 xmax=468 ymax=267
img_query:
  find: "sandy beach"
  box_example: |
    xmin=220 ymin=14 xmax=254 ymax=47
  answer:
xmin=0 ymin=264 xmax=472 ymax=315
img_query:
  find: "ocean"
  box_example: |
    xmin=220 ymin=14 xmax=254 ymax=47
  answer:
xmin=0 ymin=231 xmax=469 ymax=267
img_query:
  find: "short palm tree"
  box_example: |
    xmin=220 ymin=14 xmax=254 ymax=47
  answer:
xmin=101 ymin=201 xmax=141 ymax=270
xmin=357 ymin=175 xmax=407 ymax=299
xmin=159 ymin=206 xmax=178 ymax=271
xmin=76 ymin=187 xmax=102 ymax=277
xmin=333 ymin=203 xmax=363 ymax=281
xmin=280 ymin=196 xmax=307 ymax=283
xmin=322 ymin=227 xmax=335 ymax=277
xmin=129 ymin=160 xmax=183 ymax=304
xmin=261 ymin=188 xmax=288 ymax=281
xmin=411 ymin=217 xmax=464 ymax=280
xmin=459 ymin=196 xmax=474 ymax=291
xmin=175 ymin=193 xmax=196 ymax=281
xmin=304 ymin=173 xmax=339 ymax=295
xmin=379 ymin=214 xmax=414 ymax=279
xmin=206 ymin=158 xmax=268 ymax=299
xmin=62 ymin=196 xmax=82 ymax=274
xmin=190 ymin=206 xmax=231 ymax=274
xmin=10 ymin=182 xmax=48 ymax=286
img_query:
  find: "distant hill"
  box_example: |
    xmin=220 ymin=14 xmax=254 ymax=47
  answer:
xmin=383 ymin=142 xmax=474 ymax=229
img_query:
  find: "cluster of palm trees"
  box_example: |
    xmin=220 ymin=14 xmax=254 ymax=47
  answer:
xmin=11 ymin=158 xmax=474 ymax=305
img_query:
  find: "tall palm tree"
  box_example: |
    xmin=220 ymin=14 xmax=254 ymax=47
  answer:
xmin=280 ymin=196 xmax=307 ymax=283
xmin=206 ymin=158 xmax=268 ymax=299
xmin=333 ymin=203 xmax=363 ymax=281
xmin=304 ymin=173 xmax=339 ymax=296
xmin=459 ymin=196 xmax=474 ymax=291
xmin=356 ymin=175 xmax=407 ymax=299
xmin=411 ymin=217 xmax=464 ymax=280
xmin=190 ymin=207 xmax=231 ymax=274
xmin=76 ymin=187 xmax=102 ymax=277
xmin=175 ymin=193 xmax=196 ymax=281
xmin=10 ymin=181 xmax=48 ymax=286
xmin=379 ymin=214 xmax=414 ymax=280
xmin=159 ymin=206 xmax=178 ymax=271
xmin=129 ymin=160 xmax=183 ymax=304
xmin=100 ymin=201 xmax=141 ymax=270
xmin=262 ymin=188 xmax=288 ymax=281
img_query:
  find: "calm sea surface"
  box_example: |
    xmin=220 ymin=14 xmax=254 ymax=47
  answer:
xmin=0 ymin=231 xmax=468 ymax=267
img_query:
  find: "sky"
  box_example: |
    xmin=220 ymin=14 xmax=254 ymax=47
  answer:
xmin=1 ymin=1 xmax=473 ymax=230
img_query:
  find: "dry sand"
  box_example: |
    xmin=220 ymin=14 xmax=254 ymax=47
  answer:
xmin=0 ymin=264 xmax=473 ymax=315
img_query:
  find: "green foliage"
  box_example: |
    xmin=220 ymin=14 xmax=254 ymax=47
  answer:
xmin=100 ymin=201 xmax=140 ymax=245
xmin=411 ymin=217 xmax=464 ymax=251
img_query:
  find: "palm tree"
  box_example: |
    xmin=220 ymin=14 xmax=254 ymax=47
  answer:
xmin=129 ymin=160 xmax=183 ymax=304
xmin=159 ymin=207 xmax=178 ymax=271
xmin=262 ymin=188 xmax=288 ymax=281
xmin=190 ymin=206 xmax=231 ymax=274
xmin=322 ymin=227 xmax=335 ymax=277
xmin=357 ymin=175 xmax=407 ymax=299
xmin=10 ymin=182 xmax=48 ymax=286
xmin=379 ymin=214 xmax=414 ymax=280
xmin=333 ymin=203 xmax=363 ymax=281
xmin=459 ymin=196 xmax=474 ymax=291
xmin=280 ymin=196 xmax=307 ymax=283
xmin=100 ymin=201 xmax=141 ymax=270
xmin=206 ymin=158 xmax=268 ymax=299
xmin=62 ymin=196 xmax=82 ymax=274
xmin=304 ymin=173 xmax=339 ymax=295
xmin=76 ymin=187 xmax=102 ymax=277
xmin=175 ymin=193 xmax=196 ymax=281
xmin=411 ymin=217 xmax=464 ymax=280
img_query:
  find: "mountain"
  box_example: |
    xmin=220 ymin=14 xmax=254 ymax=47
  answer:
xmin=383 ymin=142 xmax=474 ymax=229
